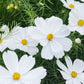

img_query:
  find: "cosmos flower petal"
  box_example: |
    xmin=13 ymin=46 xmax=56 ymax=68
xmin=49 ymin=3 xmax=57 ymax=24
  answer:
xmin=3 ymin=51 xmax=18 ymax=73
xmin=67 ymin=0 xmax=74 ymax=4
xmin=22 ymin=79 xmax=41 ymax=84
xmin=50 ymin=39 xmax=63 ymax=53
xmin=76 ymin=28 xmax=84 ymax=35
xmin=54 ymin=51 xmax=64 ymax=59
xmin=1 ymin=25 xmax=9 ymax=39
xmin=0 ymin=66 xmax=12 ymax=84
xmin=55 ymin=25 xmax=70 ymax=37
xmin=57 ymin=60 xmax=69 ymax=72
xmin=0 ymin=79 xmax=12 ymax=84
xmin=24 ymin=67 xmax=46 ymax=80
xmin=10 ymin=81 xmax=21 ymax=84
xmin=54 ymin=38 xmax=72 ymax=51
xmin=81 ymin=0 xmax=84 ymax=2
xmin=0 ymin=66 xmax=11 ymax=78
xmin=68 ymin=10 xmax=78 ymax=26
xmin=35 ymin=16 xmax=63 ymax=34
xmin=50 ymin=40 xmax=64 ymax=58
xmin=35 ymin=17 xmax=46 ymax=29
xmin=19 ymin=55 xmax=35 ymax=74
xmin=25 ymin=47 xmax=39 ymax=56
xmin=66 ymin=79 xmax=73 ymax=84
xmin=78 ymin=73 xmax=84 ymax=83
xmin=40 ymin=38 xmax=48 ymax=46
xmin=7 ymin=26 xmax=23 ymax=39
xmin=41 ymin=44 xmax=53 ymax=60
xmin=73 ymin=79 xmax=81 ymax=84
xmin=28 ymin=26 xmax=45 ymax=41
xmin=28 ymin=39 xmax=38 ymax=47
xmin=45 ymin=16 xmax=63 ymax=34
xmin=68 ymin=25 xmax=77 ymax=31
xmin=59 ymin=70 xmax=71 ymax=80
xmin=73 ymin=59 xmax=84 ymax=73
xmin=65 ymin=56 xmax=73 ymax=70
xmin=0 ymin=40 xmax=10 ymax=52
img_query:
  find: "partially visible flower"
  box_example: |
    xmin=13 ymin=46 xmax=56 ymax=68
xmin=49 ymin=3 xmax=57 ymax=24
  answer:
xmin=7 ymin=5 xmax=10 ymax=10
xmin=0 ymin=51 xmax=47 ymax=84
xmin=9 ymin=3 xmax=14 ymax=8
xmin=0 ymin=25 xmax=11 ymax=51
xmin=28 ymin=16 xmax=72 ymax=60
xmin=7 ymin=3 xmax=14 ymax=10
xmin=0 ymin=25 xmax=9 ymax=38
xmin=18 ymin=0 xmax=22 ymax=3
xmin=68 ymin=4 xmax=84 ymax=35
xmin=81 ymin=0 xmax=84 ymax=2
xmin=14 ymin=6 xmax=18 ymax=9
xmin=8 ymin=26 xmax=39 ymax=56
xmin=60 ymin=0 xmax=81 ymax=10
xmin=57 ymin=56 xmax=84 ymax=84
xmin=75 ymin=38 xmax=81 ymax=44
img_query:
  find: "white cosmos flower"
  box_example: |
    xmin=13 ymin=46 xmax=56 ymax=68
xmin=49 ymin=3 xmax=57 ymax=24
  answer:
xmin=57 ymin=56 xmax=84 ymax=84
xmin=0 ymin=25 xmax=12 ymax=52
xmin=0 ymin=51 xmax=47 ymax=84
xmin=60 ymin=0 xmax=81 ymax=9
xmin=8 ymin=26 xmax=39 ymax=55
xmin=68 ymin=4 xmax=84 ymax=35
xmin=81 ymin=0 xmax=84 ymax=2
xmin=28 ymin=16 xmax=72 ymax=60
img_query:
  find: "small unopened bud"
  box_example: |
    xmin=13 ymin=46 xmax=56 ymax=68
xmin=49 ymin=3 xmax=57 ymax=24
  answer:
xmin=39 ymin=2 xmax=44 ymax=6
xmin=75 ymin=38 xmax=81 ymax=44
xmin=62 ymin=10 xmax=65 ymax=13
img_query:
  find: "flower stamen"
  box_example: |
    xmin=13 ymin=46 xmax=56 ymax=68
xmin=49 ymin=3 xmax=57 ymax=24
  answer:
xmin=77 ymin=20 xmax=84 ymax=26
xmin=13 ymin=72 xmax=21 ymax=80
xmin=47 ymin=33 xmax=54 ymax=40
xmin=71 ymin=71 xmax=77 ymax=78
xmin=0 ymin=39 xmax=3 ymax=44
xmin=21 ymin=39 xmax=28 ymax=45
xmin=69 ymin=4 xmax=74 ymax=8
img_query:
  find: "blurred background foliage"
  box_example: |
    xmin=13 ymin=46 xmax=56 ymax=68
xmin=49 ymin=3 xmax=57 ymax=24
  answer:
xmin=0 ymin=0 xmax=84 ymax=84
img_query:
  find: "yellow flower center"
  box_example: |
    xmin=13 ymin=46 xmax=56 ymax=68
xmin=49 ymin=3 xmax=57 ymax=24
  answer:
xmin=13 ymin=72 xmax=21 ymax=80
xmin=21 ymin=39 xmax=28 ymax=45
xmin=69 ymin=4 xmax=74 ymax=8
xmin=47 ymin=33 xmax=54 ymax=40
xmin=77 ymin=20 xmax=84 ymax=26
xmin=0 ymin=39 xmax=3 ymax=44
xmin=71 ymin=71 xmax=77 ymax=78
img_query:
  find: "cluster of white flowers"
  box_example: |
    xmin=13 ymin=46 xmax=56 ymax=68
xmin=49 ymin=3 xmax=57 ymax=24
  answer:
xmin=0 ymin=0 xmax=84 ymax=84
xmin=0 ymin=17 xmax=72 ymax=59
